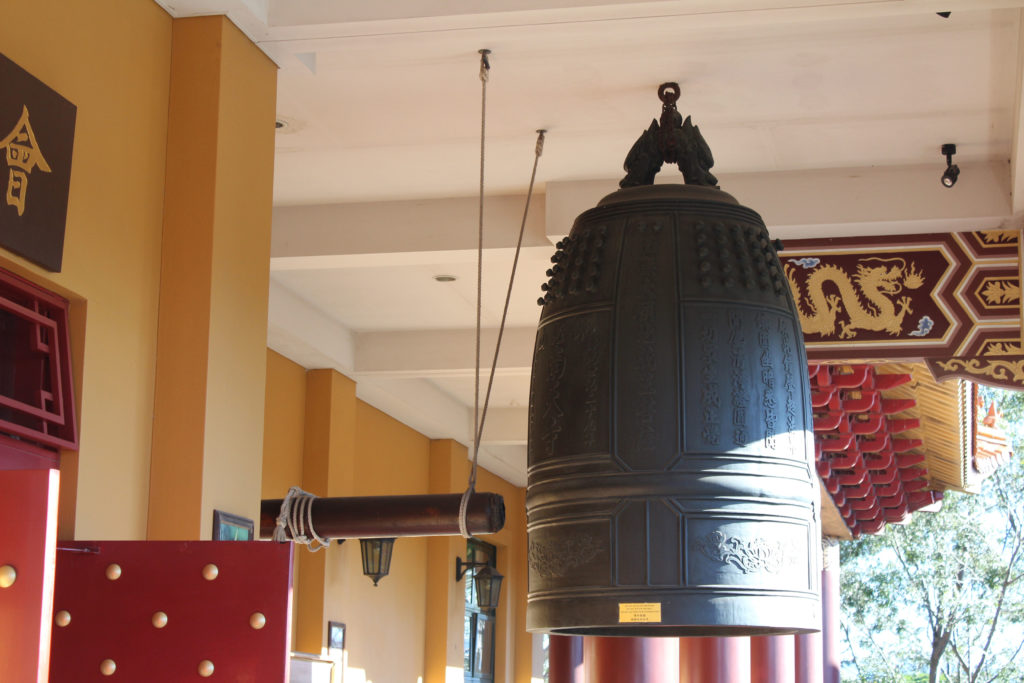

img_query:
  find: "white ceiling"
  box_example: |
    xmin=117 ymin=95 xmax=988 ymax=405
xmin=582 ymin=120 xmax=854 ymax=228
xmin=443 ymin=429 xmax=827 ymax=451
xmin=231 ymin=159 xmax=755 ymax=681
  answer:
xmin=160 ymin=0 xmax=1024 ymax=486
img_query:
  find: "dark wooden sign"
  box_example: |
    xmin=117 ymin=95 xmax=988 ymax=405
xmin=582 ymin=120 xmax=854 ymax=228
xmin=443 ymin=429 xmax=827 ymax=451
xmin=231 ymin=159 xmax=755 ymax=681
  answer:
xmin=0 ymin=53 xmax=76 ymax=272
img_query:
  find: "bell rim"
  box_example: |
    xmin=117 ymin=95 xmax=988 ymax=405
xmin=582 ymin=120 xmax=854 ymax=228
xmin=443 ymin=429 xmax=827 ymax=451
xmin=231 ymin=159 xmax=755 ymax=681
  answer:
xmin=528 ymin=625 xmax=822 ymax=637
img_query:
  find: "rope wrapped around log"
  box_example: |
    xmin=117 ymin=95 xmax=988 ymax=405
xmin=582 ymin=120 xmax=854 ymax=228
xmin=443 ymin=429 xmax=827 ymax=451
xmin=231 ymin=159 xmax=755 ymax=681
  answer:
xmin=260 ymin=492 xmax=505 ymax=540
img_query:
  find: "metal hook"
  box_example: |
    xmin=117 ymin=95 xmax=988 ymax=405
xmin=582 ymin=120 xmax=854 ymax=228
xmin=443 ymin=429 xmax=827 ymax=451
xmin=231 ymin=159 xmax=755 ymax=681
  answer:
xmin=658 ymin=82 xmax=681 ymax=106
xmin=478 ymin=49 xmax=491 ymax=81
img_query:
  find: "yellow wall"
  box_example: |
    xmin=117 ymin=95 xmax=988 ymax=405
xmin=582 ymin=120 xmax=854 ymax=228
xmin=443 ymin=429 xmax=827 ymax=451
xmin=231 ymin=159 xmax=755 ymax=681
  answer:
xmin=331 ymin=402 xmax=431 ymax=683
xmin=262 ymin=350 xmax=306 ymax=501
xmin=0 ymin=0 xmax=173 ymax=539
xmin=148 ymin=15 xmax=276 ymax=540
xmin=261 ymin=359 xmax=534 ymax=683
xmin=0 ymin=4 xmax=275 ymax=545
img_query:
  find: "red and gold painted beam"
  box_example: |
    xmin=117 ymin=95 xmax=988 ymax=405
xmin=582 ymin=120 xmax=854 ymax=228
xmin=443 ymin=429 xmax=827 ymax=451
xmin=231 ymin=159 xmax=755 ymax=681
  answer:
xmin=789 ymin=229 xmax=1024 ymax=389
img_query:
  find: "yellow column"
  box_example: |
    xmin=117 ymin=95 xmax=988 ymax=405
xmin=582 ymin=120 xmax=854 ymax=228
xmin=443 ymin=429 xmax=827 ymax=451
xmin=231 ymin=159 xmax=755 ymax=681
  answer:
xmin=147 ymin=16 xmax=277 ymax=539
xmin=425 ymin=439 xmax=471 ymax=683
xmin=294 ymin=369 xmax=358 ymax=653
xmin=261 ymin=350 xmax=307 ymax=649
xmin=424 ymin=440 xmax=532 ymax=683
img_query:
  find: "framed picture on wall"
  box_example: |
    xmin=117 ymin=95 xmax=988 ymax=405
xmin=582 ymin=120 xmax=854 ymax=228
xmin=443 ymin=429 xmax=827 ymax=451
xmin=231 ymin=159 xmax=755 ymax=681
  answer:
xmin=212 ymin=510 xmax=254 ymax=541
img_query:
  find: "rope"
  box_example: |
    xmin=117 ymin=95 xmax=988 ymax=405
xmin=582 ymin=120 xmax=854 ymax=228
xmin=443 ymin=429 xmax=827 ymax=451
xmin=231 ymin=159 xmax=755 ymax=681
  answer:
xmin=460 ymin=51 xmax=548 ymax=539
xmin=274 ymin=486 xmax=330 ymax=551
xmin=474 ymin=129 xmax=545 ymax=449
xmin=461 ymin=49 xmax=491 ymax=540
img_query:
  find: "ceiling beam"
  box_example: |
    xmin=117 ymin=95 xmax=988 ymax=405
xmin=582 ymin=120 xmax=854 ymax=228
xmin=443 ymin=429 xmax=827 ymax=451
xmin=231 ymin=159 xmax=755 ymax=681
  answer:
xmin=547 ymin=162 xmax=1013 ymax=242
xmin=268 ymin=285 xmax=538 ymax=381
xmin=355 ymin=377 xmax=471 ymax=442
xmin=152 ymin=0 xmax=275 ymax=50
xmin=271 ymin=194 xmax=548 ymax=259
xmin=354 ymin=327 xmax=535 ymax=377
xmin=271 ymin=162 xmax=1012 ymax=263
xmin=479 ymin=407 xmax=528 ymax=446
xmin=267 ymin=279 xmax=355 ymax=373
xmin=474 ymin=446 xmax=527 ymax=487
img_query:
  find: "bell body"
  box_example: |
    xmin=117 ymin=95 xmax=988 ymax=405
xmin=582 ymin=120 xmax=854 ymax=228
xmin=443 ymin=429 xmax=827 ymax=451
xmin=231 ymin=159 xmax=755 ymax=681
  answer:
xmin=526 ymin=184 xmax=820 ymax=636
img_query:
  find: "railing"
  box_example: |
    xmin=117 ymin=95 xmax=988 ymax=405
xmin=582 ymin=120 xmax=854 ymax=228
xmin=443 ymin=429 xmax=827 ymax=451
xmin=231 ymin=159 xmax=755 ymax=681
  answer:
xmin=0 ymin=266 xmax=76 ymax=452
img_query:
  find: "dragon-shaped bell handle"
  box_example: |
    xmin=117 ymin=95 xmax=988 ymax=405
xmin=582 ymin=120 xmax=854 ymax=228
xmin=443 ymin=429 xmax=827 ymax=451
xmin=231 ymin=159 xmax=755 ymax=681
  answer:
xmin=620 ymin=82 xmax=719 ymax=189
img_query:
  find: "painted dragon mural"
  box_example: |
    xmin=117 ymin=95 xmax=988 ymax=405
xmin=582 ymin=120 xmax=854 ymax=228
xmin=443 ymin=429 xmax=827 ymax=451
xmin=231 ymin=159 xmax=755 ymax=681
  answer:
xmin=784 ymin=257 xmax=925 ymax=339
xmin=781 ymin=230 xmax=1023 ymax=380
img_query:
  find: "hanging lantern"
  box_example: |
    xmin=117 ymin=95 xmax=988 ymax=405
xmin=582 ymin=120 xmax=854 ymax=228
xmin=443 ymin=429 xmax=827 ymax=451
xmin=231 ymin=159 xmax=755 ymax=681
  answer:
xmin=472 ymin=566 xmax=503 ymax=610
xmin=359 ymin=538 xmax=395 ymax=586
xmin=469 ymin=565 xmax=504 ymax=610
xmin=525 ymin=83 xmax=820 ymax=636
xmin=455 ymin=556 xmax=504 ymax=610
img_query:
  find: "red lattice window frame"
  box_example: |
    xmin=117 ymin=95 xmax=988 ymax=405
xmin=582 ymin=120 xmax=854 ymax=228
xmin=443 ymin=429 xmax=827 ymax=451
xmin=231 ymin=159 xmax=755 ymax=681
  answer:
xmin=0 ymin=267 xmax=77 ymax=452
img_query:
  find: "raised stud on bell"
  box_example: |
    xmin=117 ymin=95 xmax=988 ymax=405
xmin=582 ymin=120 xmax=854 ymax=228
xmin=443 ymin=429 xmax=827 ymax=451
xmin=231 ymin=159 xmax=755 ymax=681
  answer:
xmin=0 ymin=565 xmax=16 ymax=588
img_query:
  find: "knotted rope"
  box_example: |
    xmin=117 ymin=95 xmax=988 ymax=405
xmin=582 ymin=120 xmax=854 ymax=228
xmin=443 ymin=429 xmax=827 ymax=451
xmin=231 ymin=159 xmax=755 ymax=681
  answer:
xmin=274 ymin=486 xmax=330 ymax=551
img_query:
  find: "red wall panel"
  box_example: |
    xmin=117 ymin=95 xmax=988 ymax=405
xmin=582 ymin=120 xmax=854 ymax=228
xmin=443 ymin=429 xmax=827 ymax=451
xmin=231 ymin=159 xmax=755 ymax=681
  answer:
xmin=49 ymin=540 xmax=292 ymax=682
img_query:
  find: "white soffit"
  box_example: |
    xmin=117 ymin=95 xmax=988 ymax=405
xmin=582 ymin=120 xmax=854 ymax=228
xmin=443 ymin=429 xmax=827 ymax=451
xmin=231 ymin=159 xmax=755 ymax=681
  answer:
xmin=158 ymin=0 xmax=1024 ymax=485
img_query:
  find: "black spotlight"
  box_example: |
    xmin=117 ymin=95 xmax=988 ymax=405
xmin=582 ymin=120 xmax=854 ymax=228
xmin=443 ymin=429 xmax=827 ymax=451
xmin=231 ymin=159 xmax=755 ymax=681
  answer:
xmin=941 ymin=143 xmax=959 ymax=188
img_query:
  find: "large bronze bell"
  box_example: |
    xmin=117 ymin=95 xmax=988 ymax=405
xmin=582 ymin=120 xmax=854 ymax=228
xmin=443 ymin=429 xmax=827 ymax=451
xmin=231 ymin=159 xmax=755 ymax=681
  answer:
xmin=526 ymin=84 xmax=820 ymax=636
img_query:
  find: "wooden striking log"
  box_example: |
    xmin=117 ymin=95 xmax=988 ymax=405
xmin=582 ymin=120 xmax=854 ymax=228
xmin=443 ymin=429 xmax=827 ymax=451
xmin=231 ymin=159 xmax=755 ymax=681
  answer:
xmin=259 ymin=492 xmax=505 ymax=540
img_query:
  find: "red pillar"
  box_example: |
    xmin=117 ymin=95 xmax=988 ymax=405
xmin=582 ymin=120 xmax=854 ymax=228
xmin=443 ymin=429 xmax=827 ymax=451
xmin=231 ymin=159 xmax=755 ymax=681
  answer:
xmin=822 ymin=538 xmax=841 ymax=683
xmin=0 ymin=468 xmax=59 ymax=683
xmin=750 ymin=636 xmax=795 ymax=683
xmin=795 ymin=631 xmax=823 ymax=683
xmin=680 ymin=636 xmax=751 ymax=683
xmin=583 ymin=636 xmax=679 ymax=683
xmin=549 ymin=635 xmax=584 ymax=683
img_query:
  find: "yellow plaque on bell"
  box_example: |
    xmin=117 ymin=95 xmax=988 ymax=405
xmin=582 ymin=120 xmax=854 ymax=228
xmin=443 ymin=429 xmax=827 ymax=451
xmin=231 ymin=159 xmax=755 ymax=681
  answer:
xmin=618 ymin=602 xmax=661 ymax=623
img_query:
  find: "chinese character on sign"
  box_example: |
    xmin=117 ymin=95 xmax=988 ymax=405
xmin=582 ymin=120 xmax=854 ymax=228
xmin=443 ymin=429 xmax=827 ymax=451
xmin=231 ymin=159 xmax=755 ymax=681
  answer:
xmin=0 ymin=105 xmax=51 ymax=216
xmin=0 ymin=52 xmax=77 ymax=272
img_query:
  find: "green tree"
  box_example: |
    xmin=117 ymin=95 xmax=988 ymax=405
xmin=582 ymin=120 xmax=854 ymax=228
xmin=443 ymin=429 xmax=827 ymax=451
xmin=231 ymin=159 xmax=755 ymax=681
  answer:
xmin=840 ymin=387 xmax=1024 ymax=683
